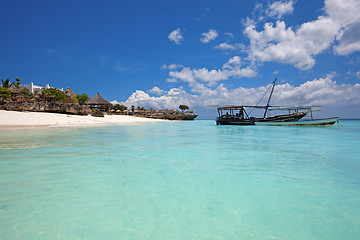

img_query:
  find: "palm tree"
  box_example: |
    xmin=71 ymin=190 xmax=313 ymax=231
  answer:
xmin=1 ymin=79 xmax=14 ymax=88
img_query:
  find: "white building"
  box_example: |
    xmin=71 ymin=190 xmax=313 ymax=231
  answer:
xmin=21 ymin=82 xmax=63 ymax=94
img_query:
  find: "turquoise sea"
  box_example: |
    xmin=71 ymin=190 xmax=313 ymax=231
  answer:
xmin=1 ymin=120 xmax=360 ymax=239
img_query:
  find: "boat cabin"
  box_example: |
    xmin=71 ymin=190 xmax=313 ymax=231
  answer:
xmin=217 ymin=105 xmax=263 ymax=120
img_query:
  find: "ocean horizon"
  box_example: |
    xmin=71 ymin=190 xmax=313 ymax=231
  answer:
xmin=1 ymin=120 xmax=360 ymax=239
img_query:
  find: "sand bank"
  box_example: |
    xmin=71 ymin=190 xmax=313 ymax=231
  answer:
xmin=0 ymin=110 xmax=169 ymax=129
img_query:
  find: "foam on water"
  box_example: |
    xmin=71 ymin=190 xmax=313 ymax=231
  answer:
xmin=1 ymin=120 xmax=360 ymax=239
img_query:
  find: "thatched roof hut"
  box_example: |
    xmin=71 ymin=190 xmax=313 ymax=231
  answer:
xmin=65 ymin=87 xmax=76 ymax=98
xmin=8 ymin=85 xmax=20 ymax=94
xmin=19 ymin=86 xmax=30 ymax=92
xmin=86 ymin=92 xmax=112 ymax=111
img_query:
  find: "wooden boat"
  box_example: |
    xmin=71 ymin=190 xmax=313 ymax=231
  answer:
xmin=255 ymin=117 xmax=339 ymax=126
xmin=216 ymin=78 xmax=307 ymax=125
xmin=216 ymin=105 xmax=307 ymax=125
xmin=214 ymin=78 xmax=339 ymax=126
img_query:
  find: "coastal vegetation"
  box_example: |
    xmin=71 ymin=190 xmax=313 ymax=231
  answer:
xmin=1 ymin=79 xmax=15 ymax=89
xmin=1 ymin=79 xmax=17 ymax=101
xmin=76 ymin=93 xmax=90 ymax=105
xmin=42 ymin=88 xmax=67 ymax=102
xmin=0 ymin=87 xmax=11 ymax=101
xmin=112 ymin=104 xmax=127 ymax=112
xmin=0 ymin=78 xmax=197 ymax=120
xmin=179 ymin=104 xmax=189 ymax=112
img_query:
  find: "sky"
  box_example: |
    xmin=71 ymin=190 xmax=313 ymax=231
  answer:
xmin=1 ymin=0 xmax=360 ymax=119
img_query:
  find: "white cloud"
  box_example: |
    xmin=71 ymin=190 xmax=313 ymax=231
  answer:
xmin=245 ymin=0 xmax=360 ymax=69
xmin=161 ymin=63 xmax=184 ymax=70
xmin=224 ymin=32 xmax=234 ymax=38
xmin=166 ymin=78 xmax=178 ymax=83
xmin=245 ymin=18 xmax=339 ymax=70
xmin=266 ymin=0 xmax=295 ymax=19
xmin=214 ymin=42 xmax=247 ymax=51
xmin=200 ymin=29 xmax=218 ymax=43
xmin=334 ymin=22 xmax=360 ymax=55
xmin=119 ymin=74 xmax=360 ymax=118
xmin=110 ymin=100 xmax=121 ymax=105
xmin=148 ymin=86 xmax=165 ymax=95
xmin=214 ymin=43 xmax=236 ymax=50
xmin=168 ymin=28 xmax=184 ymax=45
xmin=169 ymin=67 xmax=196 ymax=84
xmin=325 ymin=0 xmax=360 ymax=26
xmin=168 ymin=56 xmax=257 ymax=90
xmin=122 ymin=87 xmax=194 ymax=110
xmin=326 ymin=0 xmax=360 ymax=55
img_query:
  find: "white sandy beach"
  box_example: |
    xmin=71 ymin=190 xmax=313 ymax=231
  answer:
xmin=0 ymin=110 xmax=168 ymax=129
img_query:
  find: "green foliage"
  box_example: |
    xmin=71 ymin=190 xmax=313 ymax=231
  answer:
xmin=149 ymin=108 xmax=154 ymax=111
xmin=135 ymin=106 xmax=146 ymax=111
xmin=179 ymin=104 xmax=189 ymax=112
xmin=15 ymin=78 xmax=21 ymax=88
xmin=71 ymin=97 xmax=78 ymax=104
xmin=1 ymin=79 xmax=14 ymax=88
xmin=20 ymin=90 xmax=35 ymax=100
xmin=42 ymin=88 xmax=67 ymax=102
xmin=59 ymin=97 xmax=79 ymax=104
xmin=0 ymin=87 xmax=11 ymax=100
xmin=112 ymin=104 xmax=127 ymax=111
xmin=75 ymin=93 xmax=90 ymax=105
xmin=131 ymin=105 xmax=135 ymax=112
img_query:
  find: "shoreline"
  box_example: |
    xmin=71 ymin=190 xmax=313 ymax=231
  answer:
xmin=0 ymin=110 xmax=169 ymax=130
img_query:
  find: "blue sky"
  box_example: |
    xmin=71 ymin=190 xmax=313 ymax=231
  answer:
xmin=1 ymin=0 xmax=360 ymax=118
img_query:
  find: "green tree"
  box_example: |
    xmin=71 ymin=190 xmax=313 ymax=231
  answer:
xmin=42 ymin=88 xmax=67 ymax=102
xmin=113 ymin=104 xmax=127 ymax=112
xmin=15 ymin=78 xmax=21 ymax=88
xmin=131 ymin=105 xmax=135 ymax=112
xmin=20 ymin=90 xmax=35 ymax=100
xmin=1 ymin=79 xmax=14 ymax=88
xmin=0 ymin=87 xmax=11 ymax=101
xmin=179 ymin=104 xmax=189 ymax=112
xmin=76 ymin=93 xmax=90 ymax=105
xmin=71 ymin=97 xmax=78 ymax=104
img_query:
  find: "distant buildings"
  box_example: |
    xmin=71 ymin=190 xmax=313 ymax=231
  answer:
xmin=20 ymin=82 xmax=64 ymax=94
xmin=4 ymin=81 xmax=113 ymax=111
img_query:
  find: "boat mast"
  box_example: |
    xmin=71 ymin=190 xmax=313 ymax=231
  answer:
xmin=263 ymin=77 xmax=277 ymax=118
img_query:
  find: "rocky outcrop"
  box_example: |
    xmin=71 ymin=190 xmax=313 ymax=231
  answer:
xmin=114 ymin=109 xmax=197 ymax=120
xmin=0 ymin=101 xmax=92 ymax=115
xmin=91 ymin=110 xmax=105 ymax=117
xmin=165 ymin=113 xmax=198 ymax=120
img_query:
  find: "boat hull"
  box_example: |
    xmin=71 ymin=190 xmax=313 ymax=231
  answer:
xmin=254 ymin=117 xmax=339 ymax=126
xmin=216 ymin=112 xmax=307 ymax=125
xmin=217 ymin=119 xmax=255 ymax=125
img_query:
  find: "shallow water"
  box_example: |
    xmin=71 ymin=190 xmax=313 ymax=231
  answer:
xmin=1 ymin=120 xmax=360 ymax=239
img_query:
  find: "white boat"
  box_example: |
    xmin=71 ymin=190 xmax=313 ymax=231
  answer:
xmin=255 ymin=117 xmax=340 ymax=126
